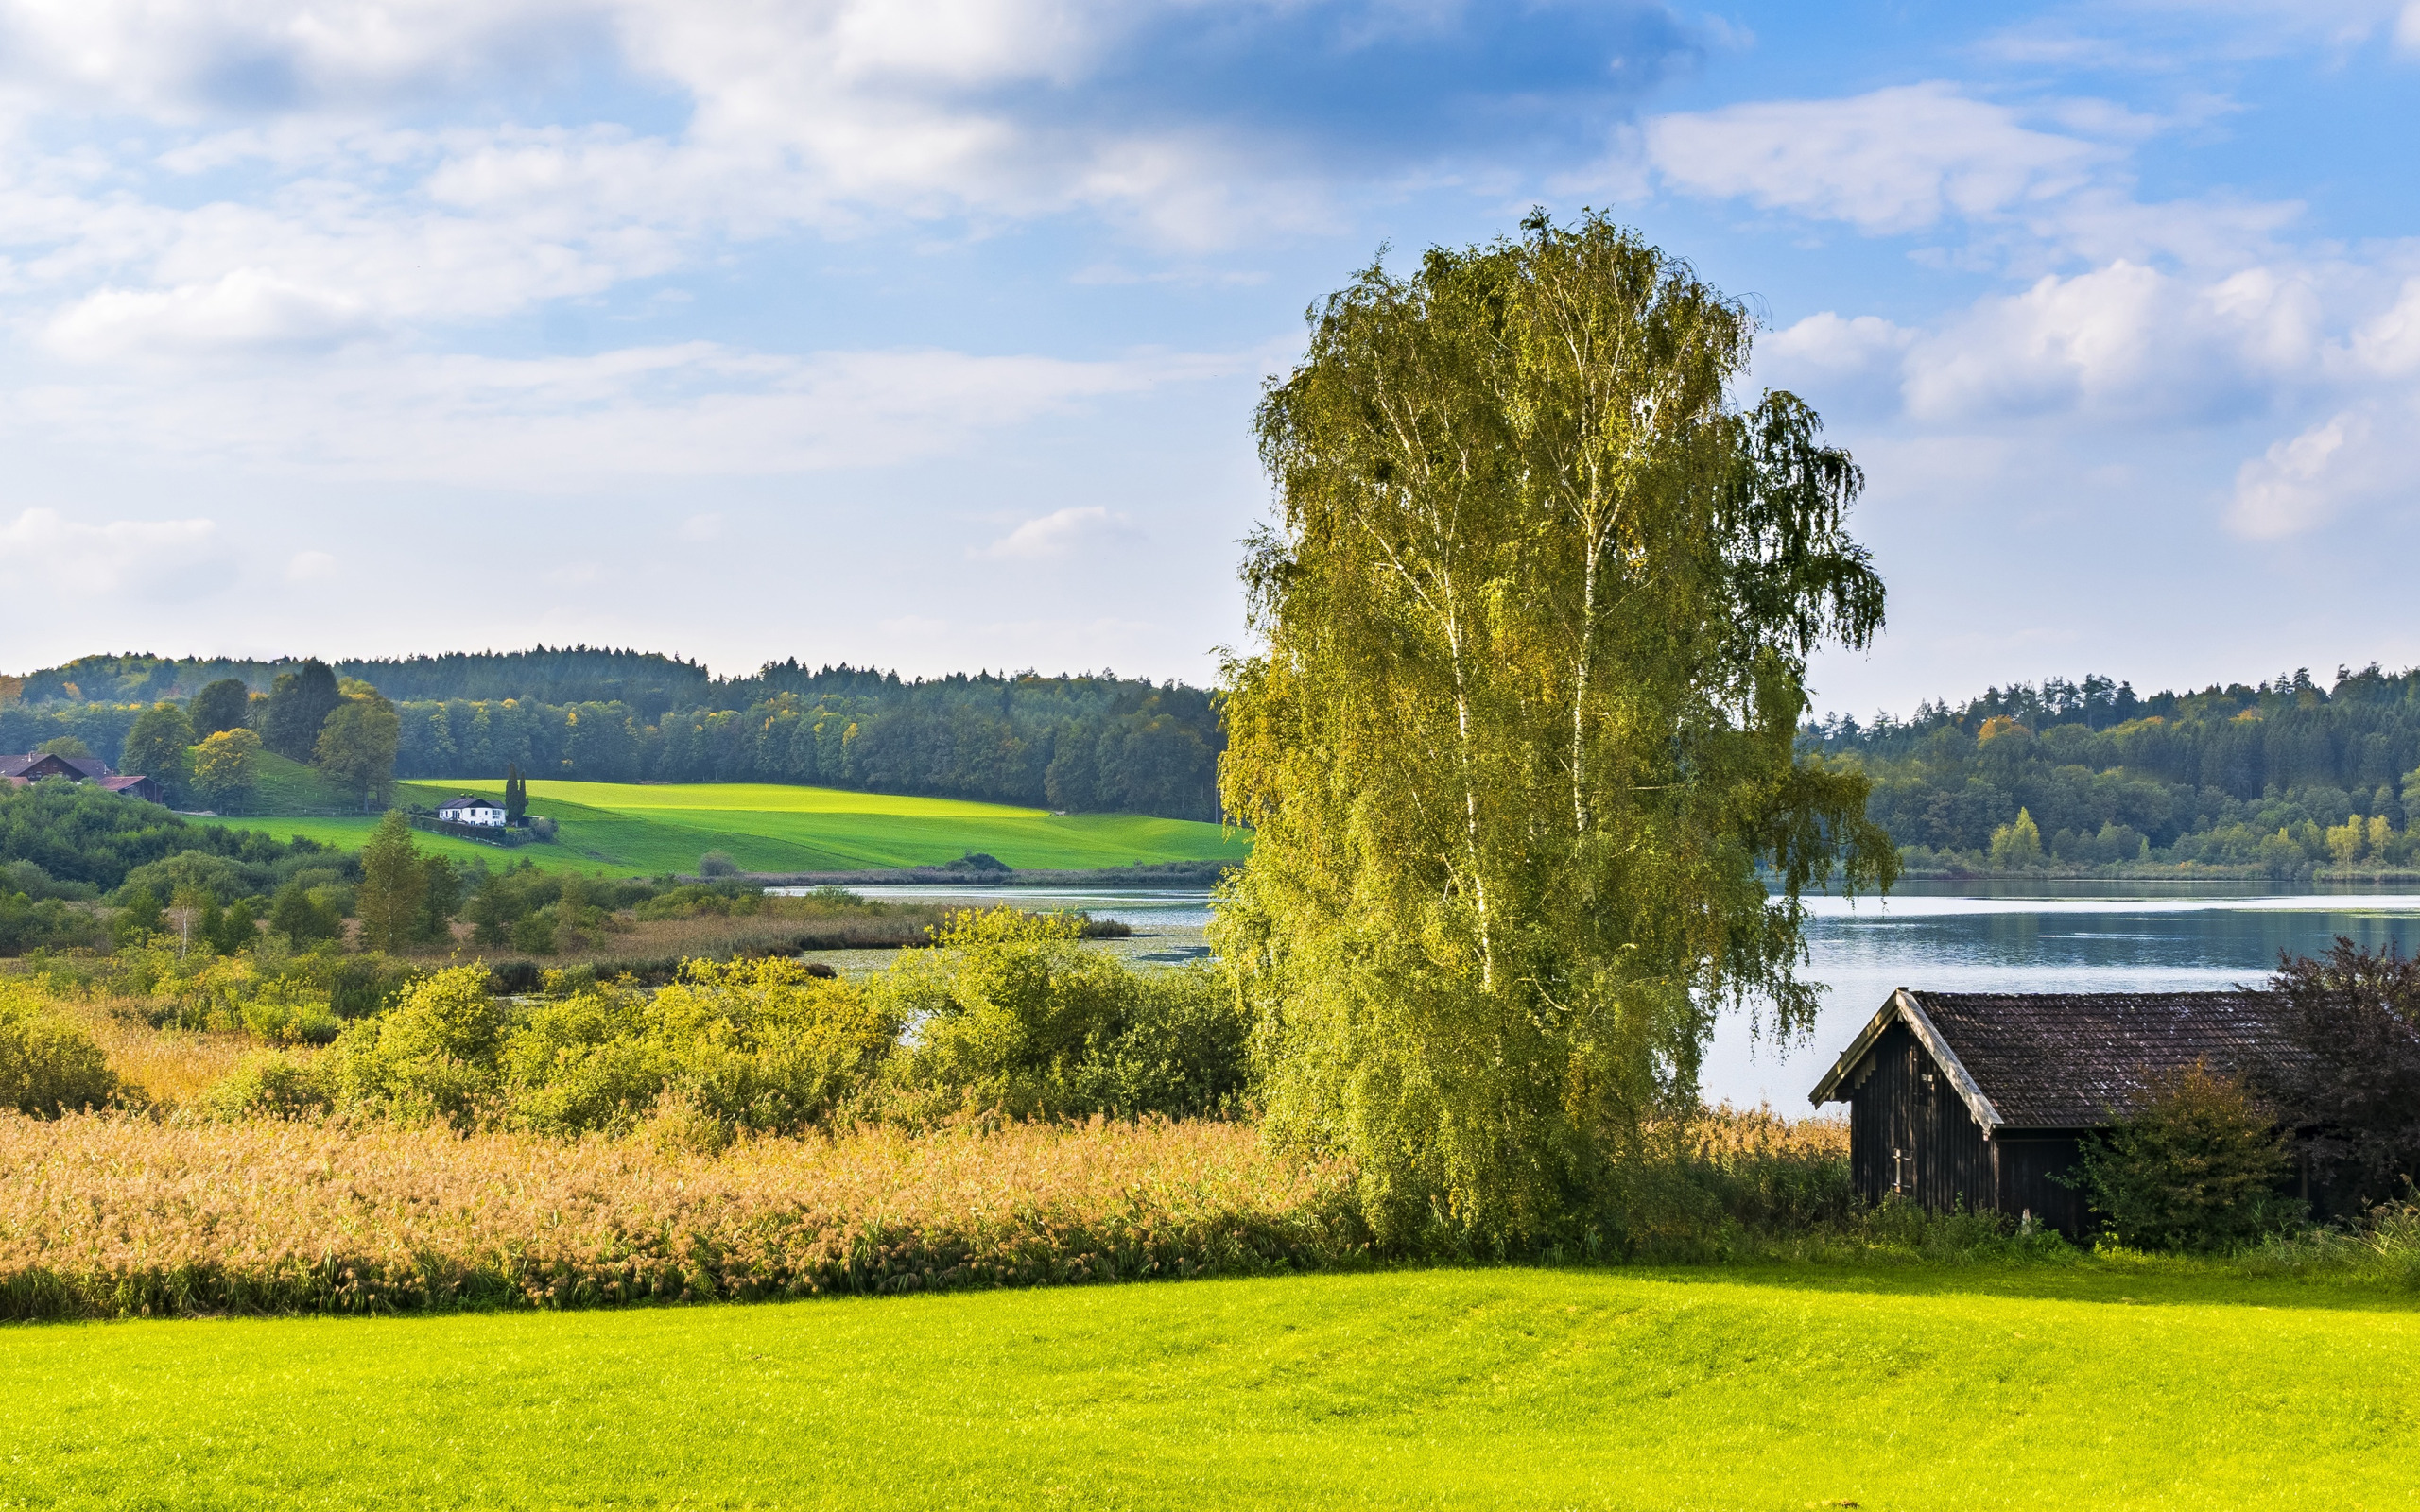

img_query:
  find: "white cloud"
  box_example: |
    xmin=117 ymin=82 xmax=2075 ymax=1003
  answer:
xmin=4 ymin=341 xmax=1241 ymax=486
xmin=2226 ymin=404 xmax=2418 ymax=538
xmin=977 ymin=505 xmax=1132 ymax=559
xmin=1892 ymin=261 xmax=2325 ymax=423
xmin=285 ymin=549 xmax=337 ymax=581
xmin=46 ymin=271 xmax=378 ymax=360
xmin=1643 ymin=83 xmax=2105 ymax=234
xmin=0 ymin=507 xmax=219 ymax=591
xmin=678 ymin=512 xmax=723 ymax=541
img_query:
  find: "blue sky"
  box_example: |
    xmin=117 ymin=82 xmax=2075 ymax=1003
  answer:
xmin=0 ymin=0 xmax=2415 ymax=716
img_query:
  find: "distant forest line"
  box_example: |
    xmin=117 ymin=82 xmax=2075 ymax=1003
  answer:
xmin=0 ymin=648 xmax=1221 ymax=822
xmin=1806 ymin=665 xmax=2420 ymax=876
xmin=31 ymin=648 xmax=2420 ymax=872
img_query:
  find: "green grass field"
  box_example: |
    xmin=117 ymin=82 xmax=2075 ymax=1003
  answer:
xmin=192 ymin=775 xmax=1249 ymax=875
xmin=7 ymin=1266 xmax=2411 ymax=1509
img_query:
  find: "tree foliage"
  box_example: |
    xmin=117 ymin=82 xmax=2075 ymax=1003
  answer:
xmin=1214 ymin=213 xmax=1893 ymax=1246
xmin=0 ymin=780 xmax=317 ymax=893
xmin=2261 ymin=938 xmax=2420 ymax=1209
xmin=2074 ymin=1060 xmax=2295 ymax=1251
xmin=355 ymin=811 xmax=426 ymax=954
xmin=120 ymin=701 xmax=195 ymax=803
xmin=260 ymin=662 xmax=343 ymax=762
xmin=6 ymin=665 xmax=1227 ymax=821
xmin=191 ymin=728 xmax=262 ymax=812
xmin=314 ymin=691 xmax=401 ymax=810
xmin=188 ymin=679 xmax=251 ymax=739
xmin=1809 ymin=663 xmax=2420 ymax=874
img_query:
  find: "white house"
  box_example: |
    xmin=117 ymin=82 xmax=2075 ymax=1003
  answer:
xmin=437 ymin=795 xmax=509 ymax=827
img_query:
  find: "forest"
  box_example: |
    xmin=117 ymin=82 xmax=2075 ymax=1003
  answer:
xmin=1806 ymin=664 xmax=2420 ymax=874
xmin=0 ymin=650 xmax=1221 ymax=820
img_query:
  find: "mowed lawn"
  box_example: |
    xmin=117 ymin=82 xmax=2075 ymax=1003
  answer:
xmin=8 ymin=1268 xmax=2415 ymax=1510
xmin=194 ymin=778 xmax=1250 ymax=876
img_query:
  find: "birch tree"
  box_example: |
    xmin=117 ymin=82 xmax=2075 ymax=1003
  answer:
xmin=1215 ymin=212 xmax=1894 ymax=1246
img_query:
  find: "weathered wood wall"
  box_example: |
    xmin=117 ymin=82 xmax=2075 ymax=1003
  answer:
xmin=1846 ymin=1022 xmax=1994 ymax=1214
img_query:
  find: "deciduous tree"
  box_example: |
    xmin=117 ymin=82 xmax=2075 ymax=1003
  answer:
xmin=120 ymin=702 xmax=195 ymax=803
xmin=316 ymin=691 xmax=401 ymax=811
xmin=191 ymin=728 xmax=262 ymax=813
xmin=262 ymin=662 xmax=343 ymax=761
xmin=188 ymin=679 xmax=252 ymax=739
xmin=355 ymin=810 xmax=427 ymax=954
xmin=1214 ymin=212 xmax=1893 ymax=1246
xmin=2263 ymin=938 xmax=2420 ymax=1209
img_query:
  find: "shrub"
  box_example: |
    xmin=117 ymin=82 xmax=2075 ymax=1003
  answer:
xmin=875 ymin=907 xmax=1250 ymax=1122
xmin=0 ymin=987 xmax=121 ymax=1116
xmin=335 ymin=965 xmax=509 ymax=1125
xmin=2074 ymin=1060 xmax=2296 ymax=1251
xmin=504 ymin=957 xmax=904 ymax=1140
xmin=208 ymin=1053 xmax=336 ymax=1121
xmin=697 ymin=850 xmax=739 ymax=877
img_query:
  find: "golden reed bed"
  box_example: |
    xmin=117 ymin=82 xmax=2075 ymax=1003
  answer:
xmin=0 ymin=1114 xmax=1364 ymax=1321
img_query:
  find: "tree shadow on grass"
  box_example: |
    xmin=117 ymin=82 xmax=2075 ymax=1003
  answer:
xmin=1574 ymin=1256 xmax=2420 ymax=1314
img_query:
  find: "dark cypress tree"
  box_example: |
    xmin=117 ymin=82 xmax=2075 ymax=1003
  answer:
xmin=505 ymin=762 xmax=527 ymax=821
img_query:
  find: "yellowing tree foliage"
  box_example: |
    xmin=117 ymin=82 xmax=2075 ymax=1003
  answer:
xmin=191 ymin=727 xmax=261 ymax=812
xmin=1214 ymin=213 xmax=1894 ymax=1246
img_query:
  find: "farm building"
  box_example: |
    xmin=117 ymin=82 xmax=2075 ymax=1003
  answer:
xmin=436 ymin=794 xmax=508 ymax=827
xmin=2 ymin=752 xmax=159 ymax=802
xmin=1808 ymin=989 xmax=2299 ymax=1236
xmin=1 ymin=752 xmax=112 ymax=782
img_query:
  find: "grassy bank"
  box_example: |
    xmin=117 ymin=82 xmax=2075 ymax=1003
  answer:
xmin=9 ymin=1265 xmax=2417 ymax=1509
xmin=190 ymin=777 xmax=1250 ymax=877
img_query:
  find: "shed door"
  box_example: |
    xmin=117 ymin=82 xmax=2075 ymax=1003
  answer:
xmin=1892 ymin=1039 xmax=1919 ymax=1198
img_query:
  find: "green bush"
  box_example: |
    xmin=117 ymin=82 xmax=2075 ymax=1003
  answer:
xmin=0 ymin=987 xmax=121 ymax=1116
xmin=208 ymin=1053 xmax=336 ymax=1120
xmin=503 ymin=957 xmax=902 ymax=1140
xmin=875 ymin=907 xmax=1249 ymax=1122
xmin=334 ymin=965 xmax=510 ymax=1125
xmin=2074 ymin=1060 xmax=2299 ymax=1251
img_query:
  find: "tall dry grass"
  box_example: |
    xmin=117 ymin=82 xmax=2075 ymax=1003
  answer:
xmin=0 ymin=1113 xmax=1364 ymax=1321
xmin=41 ymin=993 xmax=265 ymax=1108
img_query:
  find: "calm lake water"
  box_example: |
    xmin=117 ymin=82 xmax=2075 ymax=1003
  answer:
xmin=1710 ymin=882 xmax=2420 ymax=1111
xmin=803 ymin=879 xmax=2420 ymax=1112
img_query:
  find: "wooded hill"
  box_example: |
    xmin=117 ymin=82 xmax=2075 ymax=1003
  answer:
xmin=1806 ymin=665 xmax=2420 ymax=874
xmin=0 ymin=650 xmax=1221 ymax=821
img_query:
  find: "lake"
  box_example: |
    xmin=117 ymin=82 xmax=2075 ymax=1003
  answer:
xmin=1709 ymin=881 xmax=2420 ymax=1110
xmin=809 ymin=879 xmax=2420 ymax=1112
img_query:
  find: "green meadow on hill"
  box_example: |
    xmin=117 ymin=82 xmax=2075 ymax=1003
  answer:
xmin=9 ymin=1266 xmax=2413 ymax=1510
xmin=191 ymin=772 xmax=1249 ymax=876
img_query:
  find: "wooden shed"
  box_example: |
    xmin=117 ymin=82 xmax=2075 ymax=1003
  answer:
xmin=1807 ymin=989 xmax=2297 ymax=1235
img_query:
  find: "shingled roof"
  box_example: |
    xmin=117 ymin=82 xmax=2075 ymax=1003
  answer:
xmin=1810 ymin=988 xmax=2303 ymax=1131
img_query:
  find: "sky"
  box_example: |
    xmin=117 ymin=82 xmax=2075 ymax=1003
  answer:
xmin=0 ymin=0 xmax=2415 ymax=714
